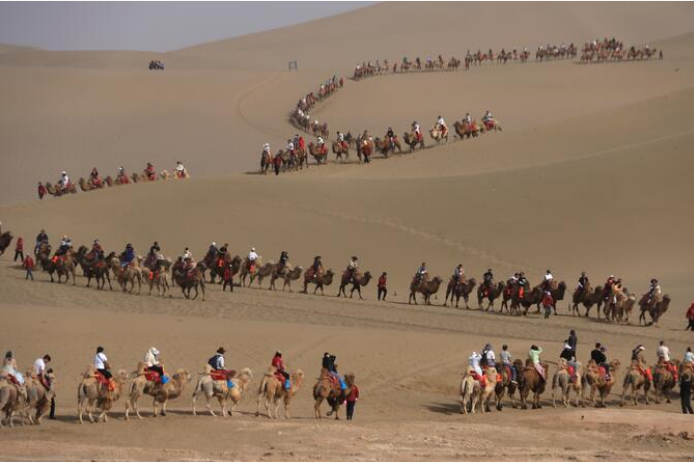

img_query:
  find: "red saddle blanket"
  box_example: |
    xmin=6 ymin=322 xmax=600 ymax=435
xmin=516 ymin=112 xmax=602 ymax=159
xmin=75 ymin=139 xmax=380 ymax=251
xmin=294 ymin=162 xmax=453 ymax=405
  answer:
xmin=94 ymin=372 xmax=115 ymax=391
xmin=144 ymin=371 xmax=161 ymax=383
xmin=210 ymin=370 xmax=236 ymax=382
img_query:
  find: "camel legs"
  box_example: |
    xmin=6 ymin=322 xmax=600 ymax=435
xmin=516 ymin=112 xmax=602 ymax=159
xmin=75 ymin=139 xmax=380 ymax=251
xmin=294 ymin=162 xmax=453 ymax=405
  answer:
xmin=314 ymin=397 xmax=323 ymax=419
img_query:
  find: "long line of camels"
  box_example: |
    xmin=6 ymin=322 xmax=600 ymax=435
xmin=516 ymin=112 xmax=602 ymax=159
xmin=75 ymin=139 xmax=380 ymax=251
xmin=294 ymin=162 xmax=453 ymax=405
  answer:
xmin=1 ymin=341 xmax=691 ymax=428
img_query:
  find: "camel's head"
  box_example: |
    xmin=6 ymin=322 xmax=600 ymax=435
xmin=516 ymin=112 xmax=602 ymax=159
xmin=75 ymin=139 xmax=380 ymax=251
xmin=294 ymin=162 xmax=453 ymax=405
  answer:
xmin=238 ymin=367 xmax=253 ymax=390
xmin=172 ymin=369 xmax=192 ymax=384
xmin=291 ymin=369 xmax=305 ymax=387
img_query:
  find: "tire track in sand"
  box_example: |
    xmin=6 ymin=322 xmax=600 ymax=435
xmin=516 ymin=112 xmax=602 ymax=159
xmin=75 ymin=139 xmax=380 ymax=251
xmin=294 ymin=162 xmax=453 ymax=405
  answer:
xmin=234 ymin=72 xmax=288 ymax=140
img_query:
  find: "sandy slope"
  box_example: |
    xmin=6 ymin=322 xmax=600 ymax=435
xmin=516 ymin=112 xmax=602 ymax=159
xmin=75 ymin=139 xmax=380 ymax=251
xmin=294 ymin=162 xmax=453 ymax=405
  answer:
xmin=1 ymin=3 xmax=694 ymax=461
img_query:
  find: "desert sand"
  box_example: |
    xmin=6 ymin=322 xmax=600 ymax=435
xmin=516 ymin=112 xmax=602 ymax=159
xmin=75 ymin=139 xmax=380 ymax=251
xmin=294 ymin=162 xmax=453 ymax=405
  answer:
xmin=1 ymin=2 xmax=694 ymax=461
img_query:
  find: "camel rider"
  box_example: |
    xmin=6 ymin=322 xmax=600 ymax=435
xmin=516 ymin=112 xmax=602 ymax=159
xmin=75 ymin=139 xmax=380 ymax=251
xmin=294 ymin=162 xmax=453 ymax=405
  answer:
xmin=604 ymin=275 xmax=615 ymax=298
xmin=175 ymin=161 xmax=187 ymax=178
xmin=386 ymin=127 xmax=396 ymax=148
xmin=481 ymin=344 xmax=496 ymax=369
xmin=508 ymin=273 xmax=519 ymax=285
xmin=453 ymin=264 xmax=465 ymax=287
xmin=500 ymin=344 xmax=517 ymax=383
xmin=683 ymin=347 xmax=694 ymax=366
xmin=560 ymin=342 xmax=579 ymax=381
xmin=577 ymin=271 xmax=589 ymax=294
xmin=272 ymin=351 xmax=291 ymax=389
xmin=322 ymin=352 xmax=346 ymax=390
xmin=90 ymin=239 xmax=103 ymax=260
xmin=218 ymin=243 xmax=228 ymax=259
xmin=117 ymin=166 xmax=127 ymax=179
xmin=517 ymin=272 xmax=528 ymax=294
xmin=55 ymin=235 xmax=72 ymax=257
xmin=277 ymin=251 xmax=289 ymax=275
xmin=286 ymin=139 xmax=295 ymax=156
xmin=35 ymin=229 xmax=49 ymax=255
xmin=208 ymin=347 xmax=235 ymax=389
xmin=463 ymin=113 xmax=472 ymax=125
xmin=59 ymin=171 xmax=70 ymax=189
xmin=93 ymin=346 xmax=112 ymax=386
xmin=148 ymin=241 xmax=160 ymax=262
xmin=483 ymin=268 xmax=494 ymax=291
xmin=298 ymin=135 xmax=306 ymax=153
xmin=144 ymin=347 xmax=167 ymax=383
xmin=590 ymin=344 xmax=610 ymax=379
xmin=263 ymin=143 xmax=271 ymax=155
xmin=90 ymin=167 xmax=102 ymax=186
xmin=247 ymin=247 xmax=259 ymax=272
xmin=529 ymin=345 xmax=545 ymax=381
xmin=436 ymin=116 xmax=447 ymax=135
xmin=207 ymin=242 xmax=218 ymax=260
xmin=145 ymin=162 xmax=156 ymax=180
xmin=482 ymin=110 xmax=494 ymax=122
xmin=311 ymin=256 xmax=323 ymax=280
xmin=657 ymin=340 xmax=671 ymax=363
xmin=468 ymin=352 xmax=485 ymax=385
xmin=415 ymin=262 xmax=428 ymax=283
xmin=120 ymin=243 xmax=135 ymax=268
xmin=317 ymin=136 xmax=325 ymax=149
xmin=3 ymin=351 xmax=25 ymax=387
xmin=646 ymin=278 xmax=662 ymax=304
xmin=543 ymin=269 xmax=554 ymax=290
xmin=412 ymin=121 xmax=422 ymax=141
xmin=346 ymin=256 xmax=359 ymax=282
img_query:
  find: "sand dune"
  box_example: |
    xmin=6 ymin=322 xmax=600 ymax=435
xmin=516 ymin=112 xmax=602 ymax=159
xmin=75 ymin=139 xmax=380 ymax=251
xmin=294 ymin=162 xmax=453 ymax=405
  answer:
xmin=1 ymin=3 xmax=694 ymax=461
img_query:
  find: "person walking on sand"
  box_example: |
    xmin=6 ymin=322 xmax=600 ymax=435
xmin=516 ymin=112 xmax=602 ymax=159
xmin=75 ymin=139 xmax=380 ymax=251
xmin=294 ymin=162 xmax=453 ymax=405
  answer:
xmin=23 ymin=253 xmax=35 ymax=281
xmin=686 ymin=302 xmax=694 ymax=331
xmin=345 ymin=376 xmax=359 ymax=420
xmin=14 ymin=237 xmax=24 ymax=263
xmin=377 ymin=272 xmax=388 ymax=301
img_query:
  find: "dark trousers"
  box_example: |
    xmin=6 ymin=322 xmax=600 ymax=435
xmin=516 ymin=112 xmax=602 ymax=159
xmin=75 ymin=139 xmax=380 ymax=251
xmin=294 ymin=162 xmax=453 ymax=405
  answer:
xmin=682 ymin=383 xmax=693 ymax=414
xmin=223 ymin=280 xmax=233 ymax=292
xmin=49 ymin=397 xmax=56 ymax=419
xmin=14 ymin=250 xmax=24 ymax=262
xmin=148 ymin=365 xmax=164 ymax=377
xmin=97 ymin=368 xmax=112 ymax=380
xmin=378 ymin=287 xmax=387 ymax=300
xmin=687 ymin=319 xmax=694 ymax=331
xmin=25 ymin=269 xmax=34 ymax=280
xmin=274 ymin=164 xmax=280 ymax=175
xmin=346 ymin=401 xmax=356 ymax=420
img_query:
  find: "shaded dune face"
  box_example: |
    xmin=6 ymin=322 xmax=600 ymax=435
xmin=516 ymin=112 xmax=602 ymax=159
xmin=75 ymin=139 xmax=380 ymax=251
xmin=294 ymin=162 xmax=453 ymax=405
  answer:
xmin=1 ymin=3 xmax=694 ymax=461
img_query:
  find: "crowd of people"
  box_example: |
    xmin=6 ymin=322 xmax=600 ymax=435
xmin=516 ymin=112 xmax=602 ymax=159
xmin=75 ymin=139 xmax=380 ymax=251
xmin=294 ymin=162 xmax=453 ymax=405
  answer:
xmin=148 ymin=60 xmax=165 ymax=70
xmin=37 ymin=161 xmax=189 ymax=199
xmin=291 ymin=75 xmax=342 ymax=134
xmin=580 ymin=37 xmax=663 ymax=63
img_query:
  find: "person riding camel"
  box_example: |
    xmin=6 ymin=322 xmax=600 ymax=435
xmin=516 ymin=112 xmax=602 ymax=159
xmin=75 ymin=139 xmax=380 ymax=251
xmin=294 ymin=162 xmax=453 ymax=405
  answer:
xmin=247 ymin=247 xmax=259 ymax=273
xmin=644 ymin=278 xmax=662 ymax=306
xmin=386 ymin=127 xmax=396 ymax=149
xmin=468 ymin=351 xmax=486 ymax=386
xmin=337 ymin=131 xmax=347 ymax=151
xmin=90 ymin=167 xmax=102 ymax=187
xmin=347 ymin=256 xmax=359 ymax=283
xmin=35 ymin=229 xmax=49 ymax=255
xmin=145 ymin=162 xmax=156 ymax=181
xmin=286 ymin=139 xmax=295 ymax=157
xmin=590 ymin=343 xmax=610 ymax=380
xmin=2 ymin=351 xmax=25 ymax=393
xmin=59 ymin=171 xmax=70 ymax=190
xmin=297 ymin=135 xmax=306 ymax=153
xmin=143 ymin=347 xmax=167 ymax=383
xmin=482 ymin=110 xmax=494 ymax=123
xmin=453 ymin=264 xmax=465 ymax=289
xmin=603 ymin=275 xmax=616 ymax=299
xmin=175 ymin=161 xmax=188 ymax=179
xmin=482 ymin=268 xmax=494 ymax=292
xmin=322 ymin=352 xmax=346 ymax=390
xmin=272 ymin=351 xmax=291 ymax=390
xmin=436 ymin=115 xmax=447 ymax=136
xmin=630 ymin=344 xmax=652 ymax=381
xmin=412 ymin=121 xmax=422 ymax=141
xmin=517 ymin=272 xmax=528 ymax=298
xmin=415 ymin=262 xmax=428 ymax=284
xmin=310 ymin=256 xmax=323 ymax=280
xmin=117 ymin=166 xmax=129 ymax=184
xmin=182 ymin=247 xmax=194 ymax=271
xmin=206 ymin=242 xmax=218 ymax=261
xmin=276 ymin=251 xmax=289 ymax=276
xmin=657 ymin=340 xmax=678 ymax=381
xmin=529 ymin=345 xmax=545 ymax=381
xmin=88 ymin=239 xmax=103 ymax=261
xmin=542 ymin=269 xmax=554 ymax=291
xmin=463 ymin=112 xmax=473 ymax=125
xmin=500 ymin=344 xmax=517 ymax=383
xmin=120 ymin=243 xmax=136 ymax=268
xmin=146 ymin=241 xmax=161 ymax=267
xmin=577 ymin=271 xmax=589 ymax=295
xmin=54 ymin=235 xmax=72 ymax=259
xmin=93 ymin=346 xmax=112 ymax=390
xmin=481 ymin=344 xmax=496 ymax=369
xmin=208 ymin=347 xmax=235 ymax=389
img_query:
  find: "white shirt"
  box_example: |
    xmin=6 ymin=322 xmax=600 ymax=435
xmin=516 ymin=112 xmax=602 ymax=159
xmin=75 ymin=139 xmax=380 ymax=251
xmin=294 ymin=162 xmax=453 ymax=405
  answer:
xmin=544 ymin=273 xmax=553 ymax=281
xmin=317 ymin=137 xmax=324 ymax=145
xmin=33 ymin=358 xmax=46 ymax=376
xmin=338 ymin=133 xmax=344 ymax=142
xmin=94 ymin=352 xmax=108 ymax=369
xmin=216 ymin=355 xmax=225 ymax=370
xmin=176 ymin=164 xmax=185 ymax=172
xmin=464 ymin=115 xmax=472 ymax=123
xmin=684 ymin=351 xmax=694 ymax=364
xmin=248 ymin=251 xmax=258 ymax=261
xmin=413 ymin=124 xmax=420 ymax=133
xmin=485 ymin=350 xmax=496 ymax=363
xmin=286 ymin=142 xmax=294 ymax=151
xmin=144 ymin=349 xmax=159 ymax=367
xmin=468 ymin=353 xmax=482 ymax=375
xmin=183 ymin=250 xmax=191 ymax=260
xmin=657 ymin=345 xmax=670 ymax=361
xmin=61 ymin=175 xmax=69 ymax=185
xmin=437 ymin=117 xmax=446 ymax=127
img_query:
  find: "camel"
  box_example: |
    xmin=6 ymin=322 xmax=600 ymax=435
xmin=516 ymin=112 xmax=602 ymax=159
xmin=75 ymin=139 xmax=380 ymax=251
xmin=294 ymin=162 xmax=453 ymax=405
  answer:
xmin=75 ymin=246 xmax=113 ymax=290
xmin=78 ymin=177 xmax=106 ymax=192
xmin=147 ymin=261 xmax=171 ymax=297
xmin=302 ymin=269 xmax=334 ymax=295
xmin=495 ymin=359 xmax=521 ymax=410
xmin=192 ymin=366 xmax=253 ymax=417
xmin=402 ymin=132 xmax=425 ymax=152
xmin=24 ymin=371 xmax=55 ymax=425
xmin=260 ymin=150 xmax=272 ymax=174
xmin=612 ymin=293 xmax=637 ymax=323
xmin=639 ymin=294 xmax=671 ymax=326
xmin=171 ymin=261 xmax=206 ymax=300
xmin=108 ymin=256 xmax=142 ymax=294
xmin=246 ymin=261 xmax=277 ymax=288
xmin=581 ymin=359 xmax=620 ymax=407
xmin=77 ymin=368 xmax=128 ymax=424
xmin=478 ymin=367 xmax=498 ymax=413
xmin=444 ymin=277 xmax=477 ymax=308
xmin=37 ymin=246 xmax=77 ymax=284
xmin=332 ymin=141 xmax=349 ymax=162
xmin=270 ymin=266 xmax=303 ymax=292
xmin=459 ymin=368 xmax=480 ymax=414
xmin=551 ymin=359 xmax=583 ymax=408
xmin=45 ymin=181 xmax=77 ymax=196
xmin=0 ymin=221 xmax=13 ymax=256
xmin=429 ymin=126 xmax=448 ymax=144
xmin=409 ymin=276 xmax=444 ymax=305
xmin=308 ymin=142 xmax=328 ymax=165
xmin=337 ymin=270 xmax=372 ymax=299
xmin=519 ymin=359 xmax=548 ymax=409
xmin=208 ymin=254 xmax=242 ymax=288
xmin=481 ymin=118 xmax=503 ymax=133
xmin=453 ymin=120 xmax=482 ymax=139
xmin=373 ymin=137 xmax=402 ymax=157
xmin=620 ymin=362 xmax=651 ymax=406
xmin=478 ymin=281 xmax=505 ymax=311
xmin=0 ymin=375 xmax=27 ymax=428
xmin=652 ymin=360 xmax=679 ymax=404
xmin=255 ymin=368 xmax=304 ymax=419
xmin=313 ymin=369 xmax=351 ymax=419
xmin=125 ymin=367 xmax=192 ymax=419
xmin=571 ymin=285 xmax=603 ymax=317
xmin=531 ymin=280 xmax=567 ymax=315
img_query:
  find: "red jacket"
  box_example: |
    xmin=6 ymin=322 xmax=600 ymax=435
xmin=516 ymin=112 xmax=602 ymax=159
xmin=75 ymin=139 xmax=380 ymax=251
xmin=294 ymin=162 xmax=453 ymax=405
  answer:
xmin=23 ymin=256 xmax=34 ymax=269
xmin=542 ymin=294 xmax=554 ymax=306
xmin=687 ymin=303 xmax=694 ymax=320
xmin=15 ymin=237 xmax=23 ymax=251
xmin=346 ymin=385 xmax=360 ymax=402
xmin=272 ymin=356 xmax=286 ymax=372
xmin=378 ymin=276 xmax=387 ymax=288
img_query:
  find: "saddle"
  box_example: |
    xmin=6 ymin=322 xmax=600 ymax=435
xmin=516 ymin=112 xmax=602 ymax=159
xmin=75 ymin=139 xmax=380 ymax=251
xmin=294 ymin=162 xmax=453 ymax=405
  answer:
xmin=144 ymin=370 xmax=162 ymax=383
xmin=471 ymin=371 xmax=487 ymax=387
xmin=94 ymin=371 xmax=115 ymax=391
xmin=216 ymin=257 xmax=225 ymax=268
xmin=210 ymin=370 xmax=236 ymax=382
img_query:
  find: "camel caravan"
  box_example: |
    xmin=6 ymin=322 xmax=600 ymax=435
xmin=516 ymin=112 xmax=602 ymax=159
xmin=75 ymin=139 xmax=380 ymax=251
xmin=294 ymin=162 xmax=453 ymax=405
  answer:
xmin=37 ymin=162 xmax=190 ymax=200
xmin=579 ymin=37 xmax=663 ymax=63
xmin=459 ymin=342 xmax=693 ymax=415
